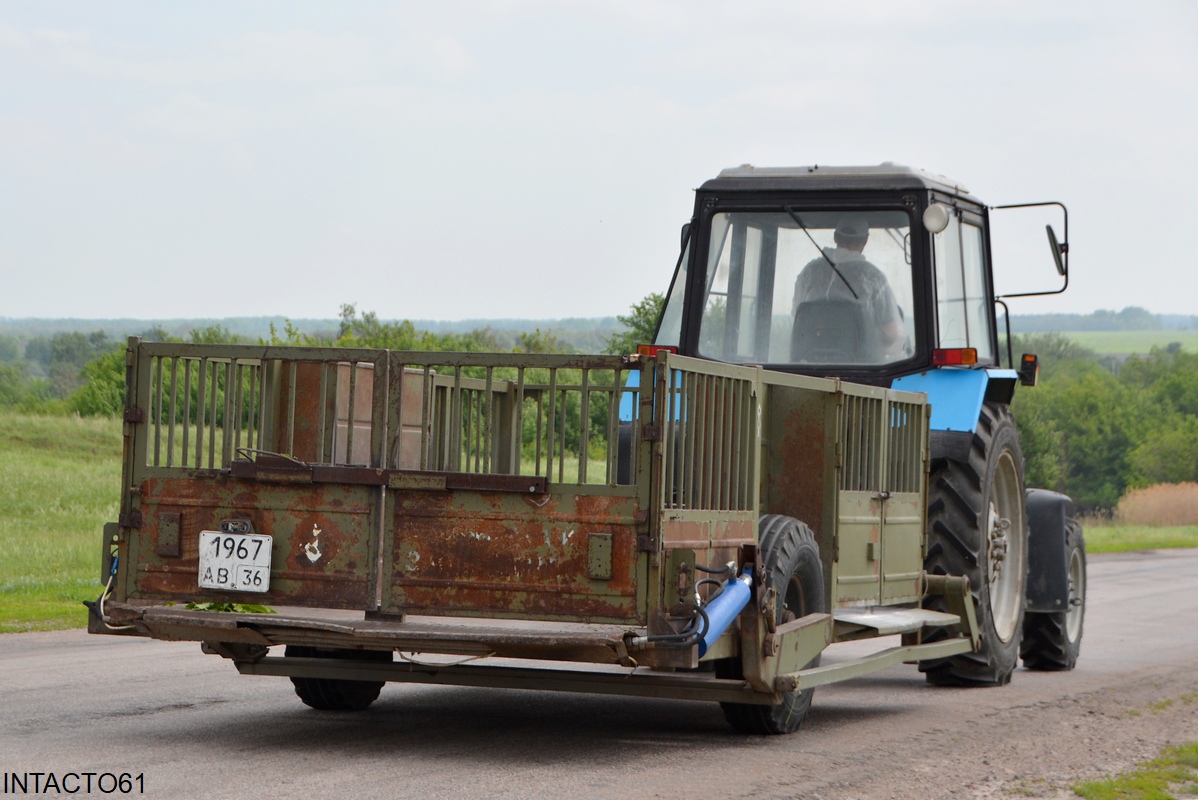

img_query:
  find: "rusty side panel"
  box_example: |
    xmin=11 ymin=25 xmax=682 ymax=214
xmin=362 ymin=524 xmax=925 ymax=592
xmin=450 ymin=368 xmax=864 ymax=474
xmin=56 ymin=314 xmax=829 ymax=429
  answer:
xmin=381 ymin=490 xmax=642 ymax=624
xmin=761 ymin=384 xmax=837 ymax=593
xmin=125 ymin=476 xmax=377 ymax=609
xmin=660 ymin=516 xmax=755 ymax=575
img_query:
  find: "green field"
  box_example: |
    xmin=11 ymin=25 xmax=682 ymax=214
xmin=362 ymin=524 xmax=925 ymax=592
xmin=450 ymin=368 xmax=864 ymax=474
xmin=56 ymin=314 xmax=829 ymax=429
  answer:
xmin=0 ymin=409 xmax=1195 ymax=633
xmin=1084 ymin=523 xmax=1198 ymax=553
xmin=1063 ymin=329 xmax=1198 ymax=354
xmin=0 ymin=412 xmax=121 ymax=632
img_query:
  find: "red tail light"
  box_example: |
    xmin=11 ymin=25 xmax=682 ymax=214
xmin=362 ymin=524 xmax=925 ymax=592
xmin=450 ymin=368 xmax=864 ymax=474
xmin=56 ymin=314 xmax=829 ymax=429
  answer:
xmin=932 ymin=348 xmax=978 ymax=366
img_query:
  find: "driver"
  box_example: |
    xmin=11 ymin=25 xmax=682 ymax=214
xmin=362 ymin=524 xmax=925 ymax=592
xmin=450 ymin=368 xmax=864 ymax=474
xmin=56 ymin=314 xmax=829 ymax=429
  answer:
xmin=792 ymin=218 xmax=905 ymax=360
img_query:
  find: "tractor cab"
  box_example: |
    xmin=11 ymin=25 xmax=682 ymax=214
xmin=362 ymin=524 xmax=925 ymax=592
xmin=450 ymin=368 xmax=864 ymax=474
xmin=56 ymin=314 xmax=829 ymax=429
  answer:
xmin=654 ymin=164 xmax=1063 ymax=388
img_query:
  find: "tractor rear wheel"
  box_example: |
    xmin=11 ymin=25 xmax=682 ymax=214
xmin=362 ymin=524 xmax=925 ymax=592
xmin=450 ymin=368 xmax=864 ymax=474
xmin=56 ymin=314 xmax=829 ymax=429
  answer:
xmin=719 ymin=515 xmax=825 ymax=734
xmin=920 ymin=402 xmax=1028 ymax=686
xmin=1021 ymin=519 xmax=1086 ymax=670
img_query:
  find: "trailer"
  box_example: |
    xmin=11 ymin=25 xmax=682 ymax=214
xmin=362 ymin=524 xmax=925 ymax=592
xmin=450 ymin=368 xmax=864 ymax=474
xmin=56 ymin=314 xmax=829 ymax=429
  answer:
xmin=90 ymin=164 xmax=1086 ymax=734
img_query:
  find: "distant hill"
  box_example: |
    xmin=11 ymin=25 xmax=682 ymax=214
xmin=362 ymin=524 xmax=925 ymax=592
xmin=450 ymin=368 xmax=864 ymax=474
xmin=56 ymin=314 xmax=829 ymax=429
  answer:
xmin=1007 ymin=307 xmax=1197 ymax=333
xmin=0 ymin=316 xmax=334 ymax=341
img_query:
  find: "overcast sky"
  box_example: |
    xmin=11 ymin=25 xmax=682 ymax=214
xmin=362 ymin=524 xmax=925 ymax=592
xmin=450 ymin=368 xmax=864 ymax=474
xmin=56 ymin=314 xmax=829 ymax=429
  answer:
xmin=2 ymin=1 xmax=1195 ymax=322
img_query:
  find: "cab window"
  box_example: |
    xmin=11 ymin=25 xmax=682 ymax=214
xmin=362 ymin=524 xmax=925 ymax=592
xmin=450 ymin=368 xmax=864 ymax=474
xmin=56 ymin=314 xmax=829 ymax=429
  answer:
xmin=697 ymin=210 xmax=915 ymax=367
xmin=934 ymin=214 xmax=993 ymax=361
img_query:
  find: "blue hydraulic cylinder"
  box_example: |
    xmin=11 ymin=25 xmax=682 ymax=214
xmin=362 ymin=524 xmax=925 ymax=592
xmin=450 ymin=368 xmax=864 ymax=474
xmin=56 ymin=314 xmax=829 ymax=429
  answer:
xmin=698 ymin=569 xmax=753 ymax=657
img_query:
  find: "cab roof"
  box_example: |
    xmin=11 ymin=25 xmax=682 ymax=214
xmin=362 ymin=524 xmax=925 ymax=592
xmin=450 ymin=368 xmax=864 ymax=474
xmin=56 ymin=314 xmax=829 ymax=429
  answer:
xmin=701 ymin=163 xmax=980 ymax=203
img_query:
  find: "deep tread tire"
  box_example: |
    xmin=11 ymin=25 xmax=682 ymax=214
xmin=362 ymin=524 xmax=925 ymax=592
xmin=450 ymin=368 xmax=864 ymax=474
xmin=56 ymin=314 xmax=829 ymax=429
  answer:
xmin=286 ymin=646 xmax=391 ymax=711
xmin=1021 ymin=519 xmax=1086 ymax=670
xmin=920 ymin=402 xmax=1029 ymax=686
xmin=719 ymin=515 xmax=826 ymax=735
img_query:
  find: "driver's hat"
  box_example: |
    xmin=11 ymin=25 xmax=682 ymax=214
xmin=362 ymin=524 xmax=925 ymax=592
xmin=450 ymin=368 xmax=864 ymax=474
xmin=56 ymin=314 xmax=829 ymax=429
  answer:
xmin=835 ymin=218 xmax=869 ymax=240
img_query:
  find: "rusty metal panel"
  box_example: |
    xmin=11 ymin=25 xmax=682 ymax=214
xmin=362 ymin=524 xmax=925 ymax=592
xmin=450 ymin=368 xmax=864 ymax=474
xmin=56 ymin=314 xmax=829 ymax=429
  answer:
xmin=380 ymin=490 xmax=642 ymax=624
xmin=587 ymin=533 xmax=613 ymax=580
xmin=760 ymin=381 xmax=838 ymax=577
xmin=155 ymin=511 xmax=181 ymax=558
xmin=660 ymin=513 xmax=754 ymax=578
xmin=125 ymin=476 xmax=378 ymax=609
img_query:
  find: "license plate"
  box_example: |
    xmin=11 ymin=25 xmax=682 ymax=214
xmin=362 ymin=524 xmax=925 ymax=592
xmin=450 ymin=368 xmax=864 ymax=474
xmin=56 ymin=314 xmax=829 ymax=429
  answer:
xmin=198 ymin=531 xmax=272 ymax=593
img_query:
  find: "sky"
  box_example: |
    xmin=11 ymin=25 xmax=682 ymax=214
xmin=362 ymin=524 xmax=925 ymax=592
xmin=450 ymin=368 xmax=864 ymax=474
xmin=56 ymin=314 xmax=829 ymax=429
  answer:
xmin=1 ymin=1 xmax=1195 ymax=322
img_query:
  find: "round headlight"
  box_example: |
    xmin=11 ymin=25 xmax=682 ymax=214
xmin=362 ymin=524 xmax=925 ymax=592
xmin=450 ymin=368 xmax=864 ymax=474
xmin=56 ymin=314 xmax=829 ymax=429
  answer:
xmin=923 ymin=203 xmax=952 ymax=234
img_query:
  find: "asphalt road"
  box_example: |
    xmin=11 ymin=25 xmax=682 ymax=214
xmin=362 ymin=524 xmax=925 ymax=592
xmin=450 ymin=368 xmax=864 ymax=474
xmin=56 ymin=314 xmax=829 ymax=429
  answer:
xmin=4 ymin=549 xmax=1197 ymax=800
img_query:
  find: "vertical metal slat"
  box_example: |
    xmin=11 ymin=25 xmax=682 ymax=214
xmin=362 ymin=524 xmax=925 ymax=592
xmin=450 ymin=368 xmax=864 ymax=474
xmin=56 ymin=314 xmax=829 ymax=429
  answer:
xmin=181 ymin=359 xmax=193 ymax=467
xmin=578 ymin=369 xmax=590 ymax=484
xmin=166 ymin=358 xmax=179 ymax=467
xmin=544 ymin=368 xmax=557 ymax=482
xmin=286 ymin=361 xmax=297 ymax=458
xmin=345 ymin=362 xmax=358 ymax=466
xmin=152 ymin=357 xmax=163 ymax=467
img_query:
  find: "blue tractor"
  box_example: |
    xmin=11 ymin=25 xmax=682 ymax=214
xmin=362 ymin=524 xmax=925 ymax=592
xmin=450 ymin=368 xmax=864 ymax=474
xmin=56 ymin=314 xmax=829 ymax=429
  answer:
xmin=647 ymin=164 xmax=1084 ymax=686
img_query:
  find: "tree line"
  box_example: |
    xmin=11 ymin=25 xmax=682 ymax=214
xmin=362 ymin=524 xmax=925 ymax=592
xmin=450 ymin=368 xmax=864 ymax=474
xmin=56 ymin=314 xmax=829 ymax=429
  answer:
xmin=1011 ymin=333 xmax=1198 ymax=511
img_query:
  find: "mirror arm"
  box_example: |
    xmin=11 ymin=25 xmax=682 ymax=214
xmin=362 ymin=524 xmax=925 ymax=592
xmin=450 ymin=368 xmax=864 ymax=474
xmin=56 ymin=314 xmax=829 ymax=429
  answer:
xmin=998 ymin=267 xmax=1069 ymax=300
xmin=993 ymin=200 xmax=1070 ymax=299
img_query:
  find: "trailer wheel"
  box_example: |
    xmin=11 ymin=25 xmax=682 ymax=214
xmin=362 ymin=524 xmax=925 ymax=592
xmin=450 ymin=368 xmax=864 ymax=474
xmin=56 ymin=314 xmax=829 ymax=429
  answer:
xmin=1021 ymin=519 xmax=1086 ymax=670
xmin=719 ymin=515 xmax=825 ymax=735
xmin=920 ymin=402 xmax=1028 ymax=686
xmin=285 ymin=646 xmax=391 ymax=711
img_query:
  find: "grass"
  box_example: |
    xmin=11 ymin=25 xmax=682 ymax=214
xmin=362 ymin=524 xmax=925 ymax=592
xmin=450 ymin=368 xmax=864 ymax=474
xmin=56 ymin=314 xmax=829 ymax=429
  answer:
xmin=1084 ymin=524 xmax=1198 ymax=554
xmin=1072 ymin=742 xmax=1198 ymax=799
xmin=0 ymin=411 xmax=121 ymax=632
xmin=1063 ymin=330 xmax=1198 ymax=355
xmin=1083 ymin=483 xmax=1198 ymax=553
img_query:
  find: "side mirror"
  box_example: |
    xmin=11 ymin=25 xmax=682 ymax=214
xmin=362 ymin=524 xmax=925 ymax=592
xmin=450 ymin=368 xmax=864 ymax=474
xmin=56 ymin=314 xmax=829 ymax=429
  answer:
xmin=993 ymin=200 xmax=1069 ymax=301
xmin=680 ymin=222 xmax=691 ymax=251
xmin=1046 ymin=225 xmax=1068 ymax=276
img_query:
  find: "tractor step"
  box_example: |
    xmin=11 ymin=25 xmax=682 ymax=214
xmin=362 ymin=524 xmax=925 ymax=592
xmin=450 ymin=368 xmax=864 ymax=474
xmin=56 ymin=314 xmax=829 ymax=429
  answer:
xmin=833 ymin=606 xmax=960 ymax=636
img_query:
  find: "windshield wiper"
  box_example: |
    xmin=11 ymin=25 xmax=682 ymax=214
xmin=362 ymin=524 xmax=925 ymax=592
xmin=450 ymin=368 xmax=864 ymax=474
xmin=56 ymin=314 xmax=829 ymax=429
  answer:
xmin=784 ymin=205 xmax=858 ymax=299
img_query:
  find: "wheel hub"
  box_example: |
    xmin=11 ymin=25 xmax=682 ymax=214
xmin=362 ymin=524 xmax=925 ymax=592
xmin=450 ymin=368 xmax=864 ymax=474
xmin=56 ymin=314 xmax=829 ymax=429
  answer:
xmin=988 ymin=509 xmax=1011 ymax=585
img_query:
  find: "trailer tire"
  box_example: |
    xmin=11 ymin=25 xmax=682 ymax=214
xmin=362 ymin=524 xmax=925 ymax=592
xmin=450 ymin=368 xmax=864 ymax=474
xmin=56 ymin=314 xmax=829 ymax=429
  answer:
xmin=920 ymin=402 xmax=1028 ymax=686
xmin=1021 ymin=519 xmax=1086 ymax=670
xmin=286 ymin=646 xmax=391 ymax=711
xmin=719 ymin=515 xmax=825 ymax=735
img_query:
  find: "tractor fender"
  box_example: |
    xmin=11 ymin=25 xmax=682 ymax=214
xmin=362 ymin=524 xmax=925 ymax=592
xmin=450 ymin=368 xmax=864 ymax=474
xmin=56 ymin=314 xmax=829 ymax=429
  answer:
xmin=891 ymin=368 xmax=1019 ymax=463
xmin=1024 ymin=489 xmax=1075 ymax=614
